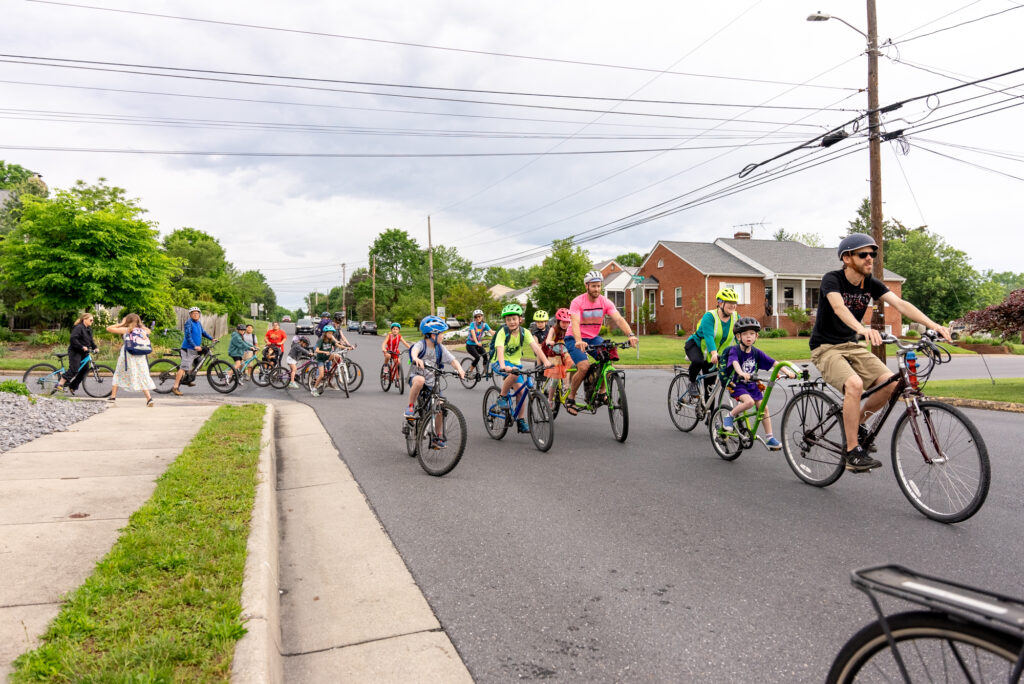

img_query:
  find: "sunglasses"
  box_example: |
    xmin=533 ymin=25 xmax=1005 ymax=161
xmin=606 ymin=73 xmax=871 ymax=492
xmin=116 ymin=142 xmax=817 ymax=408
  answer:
xmin=854 ymin=250 xmax=877 ymax=259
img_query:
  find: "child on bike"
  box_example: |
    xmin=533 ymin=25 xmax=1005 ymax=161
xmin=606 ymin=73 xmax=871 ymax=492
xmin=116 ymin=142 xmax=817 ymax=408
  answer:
xmin=492 ymin=303 xmax=552 ymax=433
xmin=229 ymin=323 xmax=257 ymax=372
xmin=286 ymin=335 xmax=313 ymax=389
xmin=381 ymin=322 xmax=411 ymax=363
xmin=543 ymin=308 xmax=574 ymax=408
xmin=312 ymin=324 xmax=342 ymax=396
xmin=721 ymin=317 xmax=796 ymax=450
xmin=405 ymin=316 xmax=465 ymax=447
xmin=465 ymin=309 xmax=492 ymax=378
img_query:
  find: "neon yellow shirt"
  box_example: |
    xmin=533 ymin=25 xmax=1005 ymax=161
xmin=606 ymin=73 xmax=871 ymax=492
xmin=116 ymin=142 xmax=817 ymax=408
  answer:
xmin=494 ymin=326 xmax=535 ymax=365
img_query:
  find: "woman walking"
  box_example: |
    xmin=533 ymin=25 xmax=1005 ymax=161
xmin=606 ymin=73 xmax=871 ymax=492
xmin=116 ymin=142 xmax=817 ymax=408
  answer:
xmin=106 ymin=313 xmax=156 ymax=406
xmin=53 ymin=312 xmax=98 ymax=395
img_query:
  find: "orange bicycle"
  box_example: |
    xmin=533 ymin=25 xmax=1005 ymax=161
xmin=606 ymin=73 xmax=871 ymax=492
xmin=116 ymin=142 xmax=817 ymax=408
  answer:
xmin=380 ymin=350 xmax=405 ymax=394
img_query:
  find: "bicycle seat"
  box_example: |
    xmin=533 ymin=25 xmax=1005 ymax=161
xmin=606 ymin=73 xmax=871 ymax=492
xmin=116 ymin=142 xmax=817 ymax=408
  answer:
xmin=54 ymin=352 xmax=69 ymax=359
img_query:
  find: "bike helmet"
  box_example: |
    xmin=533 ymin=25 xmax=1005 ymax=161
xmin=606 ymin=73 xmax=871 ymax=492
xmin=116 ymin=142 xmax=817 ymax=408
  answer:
xmin=333 ymin=311 xmax=345 ymax=322
xmin=390 ymin=322 xmax=401 ymax=330
xmin=321 ymin=311 xmax=330 ymax=317
xmin=472 ymin=309 xmax=484 ymax=317
xmin=501 ymin=303 xmax=523 ymax=318
xmin=734 ymin=317 xmax=761 ymax=334
xmin=322 ymin=324 xmax=336 ymax=333
xmin=236 ymin=323 xmax=246 ymax=331
xmin=837 ymin=233 xmax=878 ymax=259
xmin=533 ymin=309 xmax=549 ymax=322
xmin=419 ymin=315 xmax=448 ymax=334
xmin=555 ymin=307 xmax=571 ymax=322
xmin=584 ymin=270 xmax=604 ymax=285
xmin=716 ymin=288 xmax=739 ymax=303
xmin=188 ymin=306 xmax=201 ymax=314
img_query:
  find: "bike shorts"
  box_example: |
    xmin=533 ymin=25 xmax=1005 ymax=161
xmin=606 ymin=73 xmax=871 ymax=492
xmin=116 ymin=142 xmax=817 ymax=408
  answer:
xmin=491 ymin=361 xmax=525 ymax=382
xmin=564 ymin=335 xmax=603 ymax=365
xmin=285 ymin=356 xmax=297 ymax=366
xmin=730 ymin=382 xmax=763 ymax=403
xmin=179 ymin=348 xmax=201 ymax=370
xmin=230 ymin=355 xmax=243 ymax=362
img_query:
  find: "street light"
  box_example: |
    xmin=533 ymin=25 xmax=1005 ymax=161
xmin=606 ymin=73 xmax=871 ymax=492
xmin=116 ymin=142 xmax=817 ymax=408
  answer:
xmin=808 ymin=3 xmax=888 ymax=360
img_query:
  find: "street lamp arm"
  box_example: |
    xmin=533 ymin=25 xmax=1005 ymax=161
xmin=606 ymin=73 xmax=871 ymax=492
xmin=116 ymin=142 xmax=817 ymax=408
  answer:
xmin=806 ymin=11 xmax=867 ymax=39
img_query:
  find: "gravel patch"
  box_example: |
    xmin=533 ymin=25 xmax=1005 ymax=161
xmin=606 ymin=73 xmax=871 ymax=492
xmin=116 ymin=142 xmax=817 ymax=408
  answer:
xmin=0 ymin=393 xmax=108 ymax=453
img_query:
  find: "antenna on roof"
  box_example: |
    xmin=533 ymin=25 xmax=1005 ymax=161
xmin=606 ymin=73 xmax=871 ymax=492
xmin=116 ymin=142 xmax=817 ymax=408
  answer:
xmin=732 ymin=220 xmax=770 ymax=240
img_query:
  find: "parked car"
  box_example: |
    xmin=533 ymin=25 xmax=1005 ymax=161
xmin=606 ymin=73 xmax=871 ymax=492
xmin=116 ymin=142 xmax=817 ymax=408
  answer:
xmin=347 ymin=320 xmax=359 ymax=332
xmin=445 ymin=317 xmax=461 ymax=329
xmin=949 ymin=319 xmax=967 ymax=341
xmin=295 ymin=317 xmax=315 ymax=335
xmin=359 ymin=320 xmax=378 ymax=335
xmin=282 ymin=315 xmax=291 ymax=322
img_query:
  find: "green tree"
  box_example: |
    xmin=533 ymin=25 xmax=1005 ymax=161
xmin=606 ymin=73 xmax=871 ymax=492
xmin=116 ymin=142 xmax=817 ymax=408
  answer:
xmin=429 ymin=244 xmax=474 ymax=300
xmin=532 ymin=238 xmax=591 ymax=314
xmin=885 ymin=229 xmax=981 ymax=323
xmin=234 ymin=270 xmax=276 ymax=319
xmin=444 ymin=282 xmax=500 ymax=320
xmin=772 ymin=227 xmax=824 ymax=247
xmin=0 ymin=174 xmax=49 ymax=235
xmin=368 ymin=229 xmax=422 ymax=309
xmin=0 ymin=182 xmax=179 ymax=318
xmin=0 ymin=161 xmax=34 ymax=188
xmin=615 ymin=252 xmax=644 ymax=267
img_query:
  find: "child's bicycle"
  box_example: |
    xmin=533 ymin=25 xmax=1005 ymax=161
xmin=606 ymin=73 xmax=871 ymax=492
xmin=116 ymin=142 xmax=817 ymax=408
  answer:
xmin=708 ymin=362 xmax=808 ymax=461
xmin=546 ymin=341 xmax=631 ymax=443
xmin=482 ymin=365 xmax=554 ymax=452
xmin=666 ymin=362 xmax=730 ymax=433
xmin=22 ymin=351 xmax=115 ymax=398
xmin=401 ymin=365 xmax=467 ymax=476
xmin=380 ymin=350 xmax=405 ymax=394
xmin=306 ymin=348 xmax=353 ymax=398
xmin=826 ymin=564 xmax=1024 ymax=683
xmin=459 ymin=349 xmax=501 ymax=390
xmin=235 ymin=348 xmax=275 ymax=387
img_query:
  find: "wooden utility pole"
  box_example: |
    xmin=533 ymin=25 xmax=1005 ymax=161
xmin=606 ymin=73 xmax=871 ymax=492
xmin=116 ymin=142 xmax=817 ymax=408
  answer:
xmin=427 ymin=216 xmax=436 ymax=315
xmin=341 ymin=262 xmax=346 ymax=322
xmin=866 ymin=0 xmax=887 ymax=361
xmin=371 ymin=255 xmax=376 ymax=322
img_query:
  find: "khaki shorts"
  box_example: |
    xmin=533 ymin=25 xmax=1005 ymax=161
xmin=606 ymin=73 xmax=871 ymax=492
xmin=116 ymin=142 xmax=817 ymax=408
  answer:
xmin=811 ymin=342 xmax=891 ymax=393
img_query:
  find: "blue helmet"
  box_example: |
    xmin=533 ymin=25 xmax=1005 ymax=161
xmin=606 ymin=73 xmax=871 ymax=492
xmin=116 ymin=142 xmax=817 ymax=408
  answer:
xmin=322 ymin=324 xmax=337 ymax=333
xmin=419 ymin=315 xmax=448 ymax=335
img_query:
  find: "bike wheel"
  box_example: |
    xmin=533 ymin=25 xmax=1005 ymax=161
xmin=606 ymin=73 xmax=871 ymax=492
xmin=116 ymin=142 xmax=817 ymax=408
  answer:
xmin=206 ymin=359 xmax=238 ymax=394
xmin=380 ymin=362 xmax=393 ymax=392
xmin=404 ymin=417 xmax=418 ymax=457
xmin=459 ymin=357 xmax=479 ymax=389
xmin=148 ymin=359 xmax=179 ymax=394
xmin=250 ymin=361 xmax=274 ymax=387
xmin=22 ymin=363 xmax=60 ymax=395
xmin=344 ymin=360 xmax=363 ymax=392
xmin=548 ymin=378 xmax=561 ymax=419
xmin=328 ymin=364 xmax=350 ymax=398
xmin=890 ymin=401 xmax=991 ymax=523
xmin=607 ymin=373 xmax=629 ymax=443
xmin=781 ymin=389 xmax=845 ymax=487
xmin=709 ymin=407 xmax=744 ymax=461
xmin=417 ymin=401 xmax=467 ymax=476
xmin=268 ymin=366 xmax=291 ymax=390
xmin=825 ymin=610 xmax=1022 ymax=684
xmin=667 ymin=373 xmax=701 ymax=432
xmin=481 ymin=386 xmax=508 ymax=440
xmin=527 ymin=390 xmax=555 ymax=452
xmin=81 ymin=363 xmax=115 ymax=398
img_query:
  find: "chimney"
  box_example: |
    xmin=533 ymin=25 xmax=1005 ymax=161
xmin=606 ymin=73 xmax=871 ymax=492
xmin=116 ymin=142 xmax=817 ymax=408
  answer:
xmin=733 ymin=231 xmax=751 ymax=240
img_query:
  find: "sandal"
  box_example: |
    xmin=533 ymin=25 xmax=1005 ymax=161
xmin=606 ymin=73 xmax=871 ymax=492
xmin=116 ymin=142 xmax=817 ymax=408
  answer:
xmin=564 ymin=398 xmax=579 ymax=416
xmin=146 ymin=398 xmax=154 ymax=407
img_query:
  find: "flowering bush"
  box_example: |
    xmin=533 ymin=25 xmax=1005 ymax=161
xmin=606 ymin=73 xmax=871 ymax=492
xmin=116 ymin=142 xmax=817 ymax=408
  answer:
xmin=962 ymin=289 xmax=1024 ymax=340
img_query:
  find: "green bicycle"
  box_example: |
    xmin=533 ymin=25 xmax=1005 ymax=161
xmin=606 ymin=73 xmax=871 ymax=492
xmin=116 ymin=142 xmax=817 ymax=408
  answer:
xmin=546 ymin=341 xmax=631 ymax=443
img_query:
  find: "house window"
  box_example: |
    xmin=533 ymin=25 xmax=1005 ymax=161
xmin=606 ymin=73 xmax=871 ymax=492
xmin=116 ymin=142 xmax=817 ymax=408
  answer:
xmin=783 ymin=286 xmax=795 ymax=309
xmin=674 ymin=287 xmax=682 ymax=307
xmin=675 ymin=323 xmax=683 ymax=333
xmin=718 ymin=282 xmax=750 ymax=305
xmin=807 ymin=287 xmax=820 ymax=310
xmin=659 ymin=290 xmax=664 ymax=306
xmin=657 ymin=258 xmax=664 ymax=268
xmin=648 ymin=291 xmax=657 ymax=321
xmin=609 ymin=290 xmax=625 ymax=316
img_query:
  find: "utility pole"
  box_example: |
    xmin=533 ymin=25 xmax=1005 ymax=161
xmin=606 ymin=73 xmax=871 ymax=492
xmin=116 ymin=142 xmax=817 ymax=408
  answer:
xmin=866 ymin=0 xmax=887 ymax=362
xmin=341 ymin=262 xmax=346 ymax=322
xmin=371 ymin=255 xmax=376 ymax=322
xmin=427 ymin=216 xmax=436 ymax=316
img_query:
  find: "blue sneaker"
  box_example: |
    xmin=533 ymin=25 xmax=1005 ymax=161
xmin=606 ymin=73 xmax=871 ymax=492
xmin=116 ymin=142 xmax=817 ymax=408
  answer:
xmin=404 ymin=406 xmax=416 ymax=419
xmin=488 ymin=404 xmax=504 ymax=419
xmin=765 ymin=436 xmax=782 ymax=451
xmin=430 ymin=435 xmax=447 ymax=449
xmin=517 ymin=418 xmax=530 ymax=433
xmin=496 ymin=395 xmax=510 ymax=409
xmin=723 ymin=415 xmax=735 ymax=430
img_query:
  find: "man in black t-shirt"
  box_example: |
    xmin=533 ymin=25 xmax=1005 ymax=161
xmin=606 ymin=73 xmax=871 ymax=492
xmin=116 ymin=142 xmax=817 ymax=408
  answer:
xmin=809 ymin=233 xmax=951 ymax=472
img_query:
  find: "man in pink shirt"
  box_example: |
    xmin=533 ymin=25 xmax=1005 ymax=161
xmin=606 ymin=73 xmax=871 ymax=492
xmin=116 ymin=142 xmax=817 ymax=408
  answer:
xmin=564 ymin=270 xmax=637 ymax=414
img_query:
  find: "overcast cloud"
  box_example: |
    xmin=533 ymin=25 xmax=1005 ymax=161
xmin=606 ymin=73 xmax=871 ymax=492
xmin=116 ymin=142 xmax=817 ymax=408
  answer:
xmin=2 ymin=0 xmax=1022 ymax=308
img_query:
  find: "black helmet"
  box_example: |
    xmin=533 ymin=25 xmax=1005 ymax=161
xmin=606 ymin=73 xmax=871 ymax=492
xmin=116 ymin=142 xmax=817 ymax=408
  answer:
xmin=837 ymin=233 xmax=878 ymax=260
xmin=321 ymin=310 xmax=330 ymax=317
xmin=333 ymin=311 xmax=345 ymax=322
xmin=236 ymin=323 xmax=246 ymax=331
xmin=734 ymin=317 xmax=761 ymax=334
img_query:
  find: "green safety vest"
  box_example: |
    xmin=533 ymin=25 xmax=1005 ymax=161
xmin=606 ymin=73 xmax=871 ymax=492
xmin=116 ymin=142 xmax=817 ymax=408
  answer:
xmin=700 ymin=309 xmax=737 ymax=362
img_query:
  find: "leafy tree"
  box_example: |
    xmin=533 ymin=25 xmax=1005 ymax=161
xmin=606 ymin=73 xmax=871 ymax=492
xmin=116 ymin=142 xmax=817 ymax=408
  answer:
xmin=885 ymin=229 xmax=981 ymax=323
xmin=0 ymin=182 xmax=179 ymax=318
xmin=615 ymin=252 xmax=644 ymax=267
xmin=482 ymin=266 xmax=514 ymax=288
xmin=482 ymin=264 xmax=540 ymax=288
xmin=444 ymin=282 xmax=501 ymax=320
xmin=368 ymin=229 xmax=422 ymax=309
xmin=389 ymin=291 xmax=431 ymax=326
xmin=0 ymin=174 xmax=49 ymax=235
xmin=532 ymin=238 xmax=591 ymax=314
xmin=430 ymin=244 xmax=474 ymax=300
xmin=962 ymin=289 xmax=1024 ymax=339
xmin=772 ymin=228 xmax=824 ymax=247
xmin=163 ymin=227 xmax=230 ymax=280
xmin=234 ymin=270 xmax=277 ymax=319
xmin=347 ymin=267 xmax=372 ymax=313
xmin=0 ymin=161 xmax=34 ymax=188
xmin=304 ymin=291 xmax=329 ymax=314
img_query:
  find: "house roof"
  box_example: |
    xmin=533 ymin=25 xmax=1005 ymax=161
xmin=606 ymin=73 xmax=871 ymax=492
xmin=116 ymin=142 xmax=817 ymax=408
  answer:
xmin=651 ymin=241 xmax=763 ymax=276
xmin=718 ymin=238 xmax=905 ymax=281
xmin=488 ymin=284 xmax=514 ymax=298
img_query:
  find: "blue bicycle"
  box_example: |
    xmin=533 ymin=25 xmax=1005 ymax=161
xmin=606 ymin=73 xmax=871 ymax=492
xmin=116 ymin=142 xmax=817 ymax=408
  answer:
xmin=481 ymin=366 xmax=554 ymax=452
xmin=23 ymin=351 xmax=115 ymax=398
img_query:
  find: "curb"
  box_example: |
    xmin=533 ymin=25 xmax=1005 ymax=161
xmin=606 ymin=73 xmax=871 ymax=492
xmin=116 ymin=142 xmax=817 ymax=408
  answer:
xmin=929 ymin=396 xmax=1024 ymax=413
xmin=232 ymin=403 xmax=283 ymax=683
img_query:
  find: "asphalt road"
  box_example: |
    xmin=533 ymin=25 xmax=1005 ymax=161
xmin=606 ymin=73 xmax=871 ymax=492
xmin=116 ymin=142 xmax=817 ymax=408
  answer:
xmin=151 ymin=325 xmax=1024 ymax=681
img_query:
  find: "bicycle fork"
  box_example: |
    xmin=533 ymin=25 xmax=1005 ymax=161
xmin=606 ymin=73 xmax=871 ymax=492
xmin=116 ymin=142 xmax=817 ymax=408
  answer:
xmin=903 ymin=397 xmax=948 ymax=466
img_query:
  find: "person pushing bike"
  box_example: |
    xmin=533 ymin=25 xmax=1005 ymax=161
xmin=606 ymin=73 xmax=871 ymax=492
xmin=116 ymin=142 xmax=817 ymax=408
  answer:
xmin=171 ymin=306 xmax=216 ymax=396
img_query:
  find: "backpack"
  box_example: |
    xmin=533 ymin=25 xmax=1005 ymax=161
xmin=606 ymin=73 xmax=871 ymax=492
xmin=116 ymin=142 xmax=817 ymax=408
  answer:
xmin=124 ymin=328 xmax=152 ymax=356
xmin=488 ymin=325 xmax=525 ymax=360
xmin=415 ymin=339 xmax=445 ymax=367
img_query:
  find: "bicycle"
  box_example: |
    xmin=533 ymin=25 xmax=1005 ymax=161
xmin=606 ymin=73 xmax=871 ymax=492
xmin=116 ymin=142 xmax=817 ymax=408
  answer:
xmin=380 ymin=350 xmax=406 ymax=394
xmin=149 ymin=345 xmax=237 ymax=394
xmin=666 ymin=362 xmax=731 ymax=433
xmin=459 ymin=348 xmax=501 ymax=390
xmin=401 ymin=366 xmax=467 ymax=476
xmin=826 ymin=564 xmax=1024 ymax=683
xmin=708 ymin=363 xmax=808 ymax=461
xmin=235 ymin=347 xmax=275 ymax=388
xmin=337 ymin=345 xmax=363 ymax=392
xmin=23 ymin=351 xmax=115 ymax=398
xmin=307 ymin=352 xmax=350 ymax=398
xmin=546 ymin=341 xmax=631 ymax=443
xmin=482 ymin=365 xmax=554 ymax=452
xmin=780 ymin=330 xmax=990 ymax=523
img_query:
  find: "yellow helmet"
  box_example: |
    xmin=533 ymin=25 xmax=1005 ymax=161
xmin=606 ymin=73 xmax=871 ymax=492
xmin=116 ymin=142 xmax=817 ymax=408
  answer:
xmin=716 ymin=288 xmax=739 ymax=303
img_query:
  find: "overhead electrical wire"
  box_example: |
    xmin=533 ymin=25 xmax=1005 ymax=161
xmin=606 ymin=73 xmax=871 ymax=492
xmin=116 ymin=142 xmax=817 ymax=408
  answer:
xmin=911 ymin=142 xmax=1024 ymax=183
xmin=887 ymin=4 xmax=1024 ymax=46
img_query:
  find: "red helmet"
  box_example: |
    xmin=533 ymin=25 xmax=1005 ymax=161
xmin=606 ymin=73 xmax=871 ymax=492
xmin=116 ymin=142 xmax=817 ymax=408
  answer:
xmin=555 ymin=308 xmax=571 ymax=322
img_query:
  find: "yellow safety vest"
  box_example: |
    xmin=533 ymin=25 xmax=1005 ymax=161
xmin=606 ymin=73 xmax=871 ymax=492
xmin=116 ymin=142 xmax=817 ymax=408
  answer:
xmin=700 ymin=309 xmax=737 ymax=362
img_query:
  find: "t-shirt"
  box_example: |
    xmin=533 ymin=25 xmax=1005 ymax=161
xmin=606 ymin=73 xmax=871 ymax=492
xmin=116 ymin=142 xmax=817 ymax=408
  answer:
xmin=569 ymin=293 xmax=618 ymax=339
xmin=316 ymin=336 xmax=336 ymax=360
xmin=410 ymin=340 xmax=455 ymax=369
xmin=723 ymin=345 xmax=775 ymax=395
xmin=494 ymin=326 xmax=536 ymax=365
xmin=466 ymin=321 xmax=492 ymax=346
xmin=265 ymin=328 xmax=287 ymax=351
xmin=528 ymin=322 xmax=549 ymax=340
xmin=810 ymin=269 xmax=890 ymax=350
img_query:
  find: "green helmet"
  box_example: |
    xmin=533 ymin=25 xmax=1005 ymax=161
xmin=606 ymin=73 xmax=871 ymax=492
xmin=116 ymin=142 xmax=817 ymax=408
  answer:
xmin=501 ymin=302 xmax=524 ymax=318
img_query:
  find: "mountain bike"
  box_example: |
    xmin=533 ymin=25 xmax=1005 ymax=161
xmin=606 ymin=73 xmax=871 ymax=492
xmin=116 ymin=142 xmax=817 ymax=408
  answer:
xmin=22 ymin=351 xmax=115 ymax=398
xmin=459 ymin=348 xmax=501 ymax=389
xmin=338 ymin=345 xmax=363 ymax=392
xmin=546 ymin=341 xmax=631 ymax=442
xmin=149 ymin=345 xmax=236 ymax=394
xmin=708 ymin=362 xmax=808 ymax=461
xmin=667 ymin=362 xmax=731 ymax=433
xmin=380 ymin=350 xmax=406 ymax=393
xmin=780 ymin=331 xmax=990 ymax=523
xmin=401 ymin=366 xmax=467 ymax=476
xmin=826 ymin=564 xmax=1024 ymax=683
xmin=307 ymin=353 xmax=350 ymax=398
xmin=482 ymin=366 xmax=554 ymax=452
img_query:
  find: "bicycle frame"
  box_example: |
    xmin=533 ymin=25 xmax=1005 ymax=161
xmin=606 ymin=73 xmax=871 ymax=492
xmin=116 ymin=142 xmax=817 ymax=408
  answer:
xmin=494 ymin=367 xmax=538 ymax=419
xmin=559 ymin=348 xmax=622 ymax=411
xmin=721 ymin=361 xmax=804 ymax=447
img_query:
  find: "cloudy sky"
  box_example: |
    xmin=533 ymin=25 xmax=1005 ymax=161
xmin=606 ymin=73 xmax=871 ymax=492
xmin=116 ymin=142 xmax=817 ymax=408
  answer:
xmin=3 ymin=0 xmax=1022 ymax=308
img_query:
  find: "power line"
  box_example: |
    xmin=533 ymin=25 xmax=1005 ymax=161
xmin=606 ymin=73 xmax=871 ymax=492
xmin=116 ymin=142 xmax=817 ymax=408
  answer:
xmin=888 ymin=5 xmax=1024 ymax=46
xmin=911 ymin=142 xmax=1024 ymax=183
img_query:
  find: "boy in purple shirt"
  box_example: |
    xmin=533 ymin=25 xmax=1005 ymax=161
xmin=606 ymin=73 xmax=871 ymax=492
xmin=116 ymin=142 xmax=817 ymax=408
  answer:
xmin=722 ymin=317 xmax=796 ymax=450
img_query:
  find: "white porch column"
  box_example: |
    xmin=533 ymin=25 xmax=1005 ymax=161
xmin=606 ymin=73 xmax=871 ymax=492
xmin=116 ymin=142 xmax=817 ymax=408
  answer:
xmin=772 ymin=276 xmax=779 ymax=328
xmin=800 ymin=278 xmax=806 ymax=310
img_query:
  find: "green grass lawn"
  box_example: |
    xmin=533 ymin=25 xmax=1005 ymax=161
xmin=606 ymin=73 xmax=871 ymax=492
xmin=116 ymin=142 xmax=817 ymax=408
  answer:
xmin=925 ymin=378 xmax=1024 ymax=404
xmin=11 ymin=404 xmax=265 ymax=682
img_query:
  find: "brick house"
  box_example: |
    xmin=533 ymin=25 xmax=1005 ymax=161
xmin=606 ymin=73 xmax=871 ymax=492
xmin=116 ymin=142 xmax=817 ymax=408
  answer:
xmin=625 ymin=233 xmax=905 ymax=336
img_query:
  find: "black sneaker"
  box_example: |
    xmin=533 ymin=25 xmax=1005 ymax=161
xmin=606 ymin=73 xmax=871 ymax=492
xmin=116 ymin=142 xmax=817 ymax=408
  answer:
xmin=858 ymin=424 xmax=878 ymax=453
xmin=845 ymin=446 xmax=882 ymax=472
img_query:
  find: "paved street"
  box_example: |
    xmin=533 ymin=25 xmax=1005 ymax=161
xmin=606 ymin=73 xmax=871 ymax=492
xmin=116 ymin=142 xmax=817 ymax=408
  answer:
xmin=153 ymin=326 xmax=1022 ymax=682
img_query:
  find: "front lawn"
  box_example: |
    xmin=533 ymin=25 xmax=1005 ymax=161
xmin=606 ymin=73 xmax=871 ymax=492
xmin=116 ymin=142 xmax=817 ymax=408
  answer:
xmin=925 ymin=378 xmax=1024 ymax=404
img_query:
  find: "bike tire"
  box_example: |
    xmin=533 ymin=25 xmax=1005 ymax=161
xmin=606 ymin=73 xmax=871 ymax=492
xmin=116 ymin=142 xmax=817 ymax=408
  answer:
xmin=825 ymin=610 xmax=1023 ymax=684
xmin=268 ymin=366 xmax=291 ymax=390
xmin=417 ymin=400 xmax=467 ymax=476
xmin=81 ymin=363 xmax=115 ymax=398
xmin=890 ymin=401 xmax=991 ymax=523
xmin=459 ymin=357 xmax=479 ymax=389
xmin=404 ymin=417 xmax=418 ymax=457
xmin=547 ymin=378 xmax=562 ymax=419
xmin=481 ymin=386 xmax=508 ymax=440
xmin=380 ymin=361 xmax=393 ymax=392
xmin=339 ymin=362 xmax=350 ymax=398
xmin=207 ymin=359 xmax=238 ymax=394
xmin=397 ymin=362 xmax=405 ymax=395
xmin=148 ymin=359 xmax=180 ymax=394
xmin=607 ymin=373 xmax=629 ymax=443
xmin=250 ymin=360 xmax=274 ymax=387
xmin=344 ymin=360 xmax=363 ymax=392
xmin=667 ymin=373 xmax=701 ymax=432
xmin=709 ymin=407 xmax=744 ymax=461
xmin=22 ymin=363 xmax=60 ymax=395
xmin=781 ymin=389 xmax=845 ymax=487
xmin=527 ymin=390 xmax=555 ymax=452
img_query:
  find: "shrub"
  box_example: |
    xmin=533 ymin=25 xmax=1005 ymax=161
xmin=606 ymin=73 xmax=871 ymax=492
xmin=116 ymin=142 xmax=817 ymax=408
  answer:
xmin=0 ymin=328 xmax=24 ymax=342
xmin=798 ymin=329 xmax=812 ymax=337
xmin=609 ymin=327 xmax=626 ymax=337
xmin=0 ymin=379 xmax=31 ymax=397
xmin=904 ymin=329 xmax=920 ymax=338
xmin=765 ymin=328 xmax=787 ymax=338
xmin=675 ymin=328 xmax=686 ymax=337
xmin=598 ymin=325 xmax=610 ymax=337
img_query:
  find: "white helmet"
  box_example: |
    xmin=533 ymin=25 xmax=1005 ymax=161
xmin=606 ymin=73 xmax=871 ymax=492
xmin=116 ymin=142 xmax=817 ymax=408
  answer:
xmin=472 ymin=309 xmax=484 ymax=317
xmin=584 ymin=270 xmax=604 ymax=285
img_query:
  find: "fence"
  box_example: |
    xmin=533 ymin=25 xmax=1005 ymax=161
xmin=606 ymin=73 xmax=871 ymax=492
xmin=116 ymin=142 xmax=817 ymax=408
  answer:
xmin=172 ymin=307 xmax=229 ymax=339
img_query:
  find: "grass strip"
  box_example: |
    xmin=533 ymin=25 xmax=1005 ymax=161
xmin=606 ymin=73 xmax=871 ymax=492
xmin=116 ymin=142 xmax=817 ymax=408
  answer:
xmin=12 ymin=403 xmax=266 ymax=683
xmin=925 ymin=378 xmax=1024 ymax=404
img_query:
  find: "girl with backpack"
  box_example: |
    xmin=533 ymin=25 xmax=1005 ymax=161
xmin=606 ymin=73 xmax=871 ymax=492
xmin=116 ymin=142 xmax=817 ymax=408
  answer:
xmin=106 ymin=312 xmax=155 ymax=405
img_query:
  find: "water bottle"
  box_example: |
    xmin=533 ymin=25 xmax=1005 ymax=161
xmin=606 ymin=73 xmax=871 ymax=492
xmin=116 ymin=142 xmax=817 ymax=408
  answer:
xmin=906 ymin=349 xmax=919 ymax=390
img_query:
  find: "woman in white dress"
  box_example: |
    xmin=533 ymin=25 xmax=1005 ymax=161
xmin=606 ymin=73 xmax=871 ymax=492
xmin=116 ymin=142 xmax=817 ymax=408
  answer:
xmin=106 ymin=312 xmax=156 ymax=406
